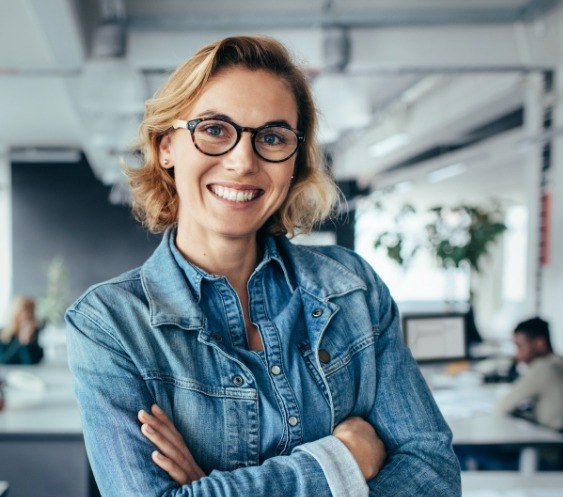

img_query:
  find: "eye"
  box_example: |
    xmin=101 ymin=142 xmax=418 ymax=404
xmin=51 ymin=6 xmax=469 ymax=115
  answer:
xmin=257 ymin=128 xmax=289 ymax=147
xmin=202 ymin=123 xmax=227 ymax=137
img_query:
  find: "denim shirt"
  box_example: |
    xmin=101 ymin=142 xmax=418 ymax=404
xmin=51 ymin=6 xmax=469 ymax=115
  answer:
xmin=169 ymin=234 xmax=332 ymax=462
xmin=66 ymin=231 xmax=461 ymax=497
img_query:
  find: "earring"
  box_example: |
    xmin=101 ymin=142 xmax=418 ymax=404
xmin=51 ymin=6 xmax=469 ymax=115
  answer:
xmin=163 ymin=159 xmax=169 ymax=166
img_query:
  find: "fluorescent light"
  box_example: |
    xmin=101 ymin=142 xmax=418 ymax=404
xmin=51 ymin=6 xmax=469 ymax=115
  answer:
xmin=393 ymin=181 xmax=414 ymax=194
xmin=427 ymin=162 xmax=467 ymax=183
xmin=10 ymin=148 xmax=81 ymax=163
xmin=369 ymin=133 xmax=409 ymax=157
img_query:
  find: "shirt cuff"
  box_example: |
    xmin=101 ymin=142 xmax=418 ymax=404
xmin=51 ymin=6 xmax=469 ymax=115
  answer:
xmin=294 ymin=435 xmax=369 ymax=497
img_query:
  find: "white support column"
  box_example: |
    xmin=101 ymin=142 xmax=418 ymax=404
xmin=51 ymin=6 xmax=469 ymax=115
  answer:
xmin=522 ymin=73 xmax=544 ymax=318
xmin=0 ymin=147 xmax=12 ymax=325
xmin=542 ymin=68 xmax=563 ymax=353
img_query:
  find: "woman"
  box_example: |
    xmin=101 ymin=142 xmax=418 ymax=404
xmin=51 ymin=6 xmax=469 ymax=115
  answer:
xmin=66 ymin=36 xmax=460 ymax=496
xmin=1 ymin=296 xmax=44 ymax=365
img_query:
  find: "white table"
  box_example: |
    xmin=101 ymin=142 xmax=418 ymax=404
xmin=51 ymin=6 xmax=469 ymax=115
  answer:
xmin=432 ymin=382 xmax=563 ymax=473
xmin=0 ymin=361 xmax=82 ymax=434
xmin=0 ymin=361 xmax=93 ymax=497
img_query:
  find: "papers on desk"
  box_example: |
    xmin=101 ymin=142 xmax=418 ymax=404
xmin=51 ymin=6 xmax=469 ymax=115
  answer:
xmin=6 ymin=370 xmax=45 ymax=392
xmin=432 ymin=383 xmax=511 ymax=418
xmin=2 ymin=370 xmax=46 ymax=410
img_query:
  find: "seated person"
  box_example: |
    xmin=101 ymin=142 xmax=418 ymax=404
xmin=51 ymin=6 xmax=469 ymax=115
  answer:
xmin=0 ymin=296 xmax=44 ymax=365
xmin=496 ymin=317 xmax=563 ymax=431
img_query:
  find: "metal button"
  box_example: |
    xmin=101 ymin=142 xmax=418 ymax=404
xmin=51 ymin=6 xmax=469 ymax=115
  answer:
xmin=270 ymin=365 xmax=281 ymax=376
xmin=318 ymin=349 xmax=331 ymax=363
xmin=312 ymin=308 xmax=323 ymax=318
xmin=211 ymin=332 xmax=223 ymax=342
xmin=288 ymin=416 xmax=298 ymax=426
xmin=232 ymin=375 xmax=244 ymax=387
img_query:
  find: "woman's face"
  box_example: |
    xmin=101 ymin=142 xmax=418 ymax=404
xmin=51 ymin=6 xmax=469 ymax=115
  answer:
xmin=160 ymin=66 xmax=298 ymax=242
xmin=17 ymin=303 xmax=35 ymax=325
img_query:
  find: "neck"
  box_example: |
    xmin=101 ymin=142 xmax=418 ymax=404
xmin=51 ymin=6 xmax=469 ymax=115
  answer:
xmin=175 ymin=227 xmax=259 ymax=291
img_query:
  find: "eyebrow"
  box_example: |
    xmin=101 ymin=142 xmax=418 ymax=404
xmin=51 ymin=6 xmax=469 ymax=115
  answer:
xmin=196 ymin=110 xmax=294 ymax=128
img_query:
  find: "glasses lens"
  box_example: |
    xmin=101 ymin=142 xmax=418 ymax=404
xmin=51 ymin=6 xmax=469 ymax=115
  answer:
xmin=193 ymin=119 xmax=238 ymax=155
xmin=254 ymin=127 xmax=299 ymax=162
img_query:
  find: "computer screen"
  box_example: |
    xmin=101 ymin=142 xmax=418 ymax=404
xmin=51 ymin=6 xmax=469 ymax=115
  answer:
xmin=402 ymin=313 xmax=467 ymax=363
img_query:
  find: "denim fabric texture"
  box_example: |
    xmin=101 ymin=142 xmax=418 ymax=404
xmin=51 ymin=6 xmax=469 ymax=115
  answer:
xmin=66 ymin=230 xmax=461 ymax=496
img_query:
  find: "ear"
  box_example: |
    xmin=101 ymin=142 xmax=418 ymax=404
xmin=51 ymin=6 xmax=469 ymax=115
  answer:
xmin=535 ymin=337 xmax=549 ymax=353
xmin=159 ymin=134 xmax=173 ymax=169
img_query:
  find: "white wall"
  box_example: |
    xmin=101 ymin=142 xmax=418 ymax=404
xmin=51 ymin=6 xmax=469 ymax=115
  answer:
xmin=0 ymin=147 xmax=12 ymax=325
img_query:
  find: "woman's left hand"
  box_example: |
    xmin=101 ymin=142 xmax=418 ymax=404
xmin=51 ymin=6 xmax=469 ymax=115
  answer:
xmin=138 ymin=404 xmax=206 ymax=485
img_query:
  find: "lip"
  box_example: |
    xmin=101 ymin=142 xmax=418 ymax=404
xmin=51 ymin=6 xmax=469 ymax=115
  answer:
xmin=206 ymin=182 xmax=265 ymax=205
xmin=207 ymin=181 xmax=263 ymax=191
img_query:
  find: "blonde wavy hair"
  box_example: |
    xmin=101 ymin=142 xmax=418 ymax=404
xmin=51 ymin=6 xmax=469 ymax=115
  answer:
xmin=126 ymin=35 xmax=340 ymax=237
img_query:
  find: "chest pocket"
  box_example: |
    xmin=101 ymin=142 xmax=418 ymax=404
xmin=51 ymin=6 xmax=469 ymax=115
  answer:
xmin=142 ymin=370 xmax=259 ymax=473
xmin=298 ymin=328 xmax=377 ymax=425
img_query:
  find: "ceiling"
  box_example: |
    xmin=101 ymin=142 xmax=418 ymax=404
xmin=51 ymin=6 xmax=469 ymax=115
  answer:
xmin=1 ymin=0 xmax=563 ymax=204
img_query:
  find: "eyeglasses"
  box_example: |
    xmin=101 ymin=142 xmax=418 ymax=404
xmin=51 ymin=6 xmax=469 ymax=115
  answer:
xmin=173 ymin=117 xmax=305 ymax=163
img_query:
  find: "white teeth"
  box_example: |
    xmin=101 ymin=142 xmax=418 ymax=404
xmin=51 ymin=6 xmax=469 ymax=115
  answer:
xmin=210 ymin=185 xmax=260 ymax=202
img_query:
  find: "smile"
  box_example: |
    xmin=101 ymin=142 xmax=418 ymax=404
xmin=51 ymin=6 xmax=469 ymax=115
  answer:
xmin=208 ymin=185 xmax=263 ymax=202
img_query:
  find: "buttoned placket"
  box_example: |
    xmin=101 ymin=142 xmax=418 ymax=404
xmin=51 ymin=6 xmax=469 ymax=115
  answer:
xmin=247 ymin=268 xmax=305 ymax=455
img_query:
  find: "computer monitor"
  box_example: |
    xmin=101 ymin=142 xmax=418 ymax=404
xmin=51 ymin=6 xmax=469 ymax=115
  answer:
xmin=402 ymin=313 xmax=467 ymax=363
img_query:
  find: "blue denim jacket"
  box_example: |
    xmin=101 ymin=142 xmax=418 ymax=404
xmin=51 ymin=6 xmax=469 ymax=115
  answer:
xmin=66 ymin=231 xmax=461 ymax=497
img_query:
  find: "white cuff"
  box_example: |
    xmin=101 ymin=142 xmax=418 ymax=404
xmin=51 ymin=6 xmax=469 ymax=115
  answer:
xmin=294 ymin=435 xmax=369 ymax=497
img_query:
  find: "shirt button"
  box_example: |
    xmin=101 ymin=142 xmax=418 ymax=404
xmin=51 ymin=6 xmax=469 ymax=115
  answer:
xmin=232 ymin=375 xmax=244 ymax=387
xmin=312 ymin=308 xmax=323 ymax=318
xmin=318 ymin=349 xmax=331 ymax=363
xmin=270 ymin=365 xmax=281 ymax=376
xmin=288 ymin=416 xmax=299 ymax=426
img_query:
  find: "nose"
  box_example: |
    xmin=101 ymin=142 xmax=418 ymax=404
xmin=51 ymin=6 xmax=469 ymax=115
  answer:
xmin=224 ymin=131 xmax=258 ymax=176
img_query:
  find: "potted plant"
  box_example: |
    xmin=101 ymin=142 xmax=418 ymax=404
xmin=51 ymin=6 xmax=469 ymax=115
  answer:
xmin=374 ymin=202 xmax=507 ymax=277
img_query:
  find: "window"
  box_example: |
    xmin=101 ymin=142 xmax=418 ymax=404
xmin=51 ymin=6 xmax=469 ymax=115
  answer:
xmin=355 ymin=198 xmax=470 ymax=303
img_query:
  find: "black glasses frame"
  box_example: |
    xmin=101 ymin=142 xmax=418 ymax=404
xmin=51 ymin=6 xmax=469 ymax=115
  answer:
xmin=173 ymin=117 xmax=305 ymax=163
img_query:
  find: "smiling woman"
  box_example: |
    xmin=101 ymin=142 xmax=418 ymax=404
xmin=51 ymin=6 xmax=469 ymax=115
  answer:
xmin=65 ymin=35 xmax=461 ymax=497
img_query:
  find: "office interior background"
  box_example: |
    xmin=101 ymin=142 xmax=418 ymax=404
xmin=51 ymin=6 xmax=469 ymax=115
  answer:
xmin=1 ymin=0 xmax=563 ymax=495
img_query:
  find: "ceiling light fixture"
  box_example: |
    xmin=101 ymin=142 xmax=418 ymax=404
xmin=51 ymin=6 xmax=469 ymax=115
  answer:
xmin=427 ymin=162 xmax=467 ymax=183
xmin=369 ymin=133 xmax=409 ymax=157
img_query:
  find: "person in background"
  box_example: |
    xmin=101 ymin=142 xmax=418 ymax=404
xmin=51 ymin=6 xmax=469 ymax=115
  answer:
xmin=497 ymin=317 xmax=563 ymax=431
xmin=66 ymin=35 xmax=460 ymax=496
xmin=0 ymin=296 xmax=44 ymax=365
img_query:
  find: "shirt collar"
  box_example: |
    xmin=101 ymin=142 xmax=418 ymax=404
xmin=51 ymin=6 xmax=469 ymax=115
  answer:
xmin=141 ymin=229 xmax=364 ymax=329
xmin=168 ymin=229 xmax=295 ymax=297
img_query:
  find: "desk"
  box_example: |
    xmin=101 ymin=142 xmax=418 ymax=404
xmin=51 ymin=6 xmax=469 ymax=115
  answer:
xmin=0 ymin=361 xmax=93 ymax=497
xmin=431 ymin=381 xmax=563 ymax=473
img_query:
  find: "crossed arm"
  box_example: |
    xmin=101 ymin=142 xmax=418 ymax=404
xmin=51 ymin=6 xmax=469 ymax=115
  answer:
xmin=67 ymin=263 xmax=460 ymax=496
xmin=138 ymin=404 xmax=386 ymax=486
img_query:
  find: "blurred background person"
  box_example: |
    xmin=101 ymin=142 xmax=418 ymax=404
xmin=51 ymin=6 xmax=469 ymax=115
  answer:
xmin=496 ymin=317 xmax=563 ymax=432
xmin=0 ymin=296 xmax=44 ymax=365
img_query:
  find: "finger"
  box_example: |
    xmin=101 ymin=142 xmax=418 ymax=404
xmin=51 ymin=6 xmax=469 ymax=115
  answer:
xmin=138 ymin=409 xmax=184 ymax=453
xmin=152 ymin=450 xmax=205 ymax=484
xmin=147 ymin=406 xmax=204 ymax=471
xmin=151 ymin=450 xmax=189 ymax=485
xmin=141 ymin=422 xmax=180 ymax=459
xmin=140 ymin=421 xmax=204 ymax=477
xmin=150 ymin=405 xmax=185 ymax=442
